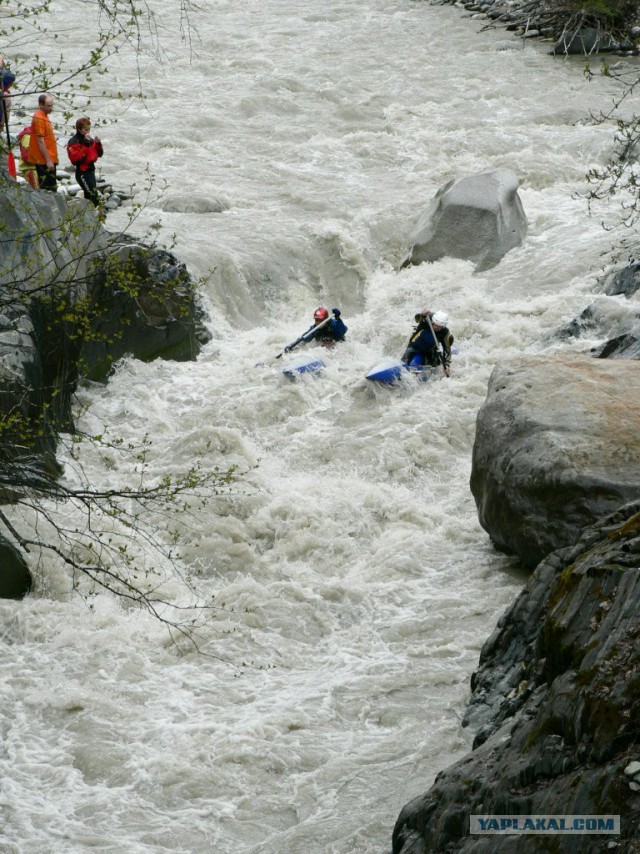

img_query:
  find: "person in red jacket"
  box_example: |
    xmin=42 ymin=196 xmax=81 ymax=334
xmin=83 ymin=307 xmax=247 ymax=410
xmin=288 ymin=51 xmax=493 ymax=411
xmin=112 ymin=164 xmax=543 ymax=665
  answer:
xmin=67 ymin=117 xmax=103 ymax=207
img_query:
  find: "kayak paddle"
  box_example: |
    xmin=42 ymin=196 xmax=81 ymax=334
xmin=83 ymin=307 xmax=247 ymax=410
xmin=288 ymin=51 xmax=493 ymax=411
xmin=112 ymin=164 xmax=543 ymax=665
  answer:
xmin=425 ymin=314 xmax=449 ymax=376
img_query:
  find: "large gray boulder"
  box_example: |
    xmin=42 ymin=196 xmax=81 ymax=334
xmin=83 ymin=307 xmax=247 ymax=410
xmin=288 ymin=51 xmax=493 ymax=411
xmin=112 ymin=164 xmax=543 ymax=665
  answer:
xmin=552 ymin=287 xmax=640 ymax=360
xmin=552 ymin=26 xmax=617 ymax=55
xmin=403 ymin=167 xmax=527 ymax=272
xmin=77 ymin=236 xmax=211 ymax=382
xmin=392 ymin=500 xmax=640 ymax=854
xmin=0 ymin=303 xmax=62 ymax=473
xmin=600 ymin=260 xmax=640 ymax=298
xmin=0 ymin=177 xmax=107 ymax=293
xmin=470 ymin=354 xmax=640 ymax=569
xmin=0 ymin=181 xmax=210 ymax=416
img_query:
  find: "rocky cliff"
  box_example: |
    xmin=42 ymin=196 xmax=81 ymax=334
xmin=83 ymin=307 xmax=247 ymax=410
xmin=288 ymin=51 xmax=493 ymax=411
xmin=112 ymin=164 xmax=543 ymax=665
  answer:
xmin=0 ymin=174 xmax=210 ymax=597
xmin=391 ymin=268 xmax=640 ymax=852
xmin=393 ymin=501 xmax=640 ymax=853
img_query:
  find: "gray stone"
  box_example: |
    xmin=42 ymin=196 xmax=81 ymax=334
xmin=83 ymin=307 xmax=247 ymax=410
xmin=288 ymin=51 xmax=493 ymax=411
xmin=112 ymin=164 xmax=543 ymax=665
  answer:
xmin=553 ymin=26 xmax=617 ymax=55
xmin=161 ymin=193 xmax=230 ymax=214
xmin=392 ymin=501 xmax=640 ymax=853
xmin=0 ymin=179 xmax=210 ymax=492
xmin=470 ymin=354 xmax=640 ymax=568
xmin=402 ymin=167 xmax=527 ymax=272
xmin=601 ymin=261 xmax=640 ymax=298
xmin=0 ymin=178 xmax=108 ymax=296
xmin=0 ymin=534 xmax=32 ymax=599
xmin=552 ymin=296 xmax=640 ymax=360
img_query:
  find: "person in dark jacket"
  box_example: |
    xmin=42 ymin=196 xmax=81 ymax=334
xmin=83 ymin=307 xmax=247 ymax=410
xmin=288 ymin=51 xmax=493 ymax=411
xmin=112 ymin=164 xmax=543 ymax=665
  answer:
xmin=306 ymin=306 xmax=347 ymax=346
xmin=283 ymin=307 xmax=348 ymax=355
xmin=401 ymin=309 xmax=453 ymax=375
xmin=0 ymin=55 xmax=15 ymax=144
xmin=67 ymin=117 xmax=103 ymax=207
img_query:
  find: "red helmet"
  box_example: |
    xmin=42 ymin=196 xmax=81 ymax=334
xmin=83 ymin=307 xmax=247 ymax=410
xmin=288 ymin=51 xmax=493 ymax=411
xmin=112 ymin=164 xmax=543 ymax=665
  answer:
xmin=313 ymin=307 xmax=329 ymax=321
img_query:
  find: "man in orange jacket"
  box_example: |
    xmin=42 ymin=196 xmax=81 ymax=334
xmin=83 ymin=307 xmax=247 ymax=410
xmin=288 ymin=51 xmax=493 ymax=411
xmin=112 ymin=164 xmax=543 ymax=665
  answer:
xmin=28 ymin=93 xmax=58 ymax=191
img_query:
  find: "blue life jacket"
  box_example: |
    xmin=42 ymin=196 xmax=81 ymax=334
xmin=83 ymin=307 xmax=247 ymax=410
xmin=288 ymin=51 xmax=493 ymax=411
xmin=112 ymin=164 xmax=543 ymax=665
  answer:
xmin=310 ymin=317 xmax=347 ymax=341
xmin=0 ymin=68 xmax=16 ymax=125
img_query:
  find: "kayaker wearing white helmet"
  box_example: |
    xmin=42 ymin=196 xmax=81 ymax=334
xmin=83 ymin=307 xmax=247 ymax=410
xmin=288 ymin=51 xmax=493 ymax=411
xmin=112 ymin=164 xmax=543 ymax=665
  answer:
xmin=401 ymin=308 xmax=454 ymax=376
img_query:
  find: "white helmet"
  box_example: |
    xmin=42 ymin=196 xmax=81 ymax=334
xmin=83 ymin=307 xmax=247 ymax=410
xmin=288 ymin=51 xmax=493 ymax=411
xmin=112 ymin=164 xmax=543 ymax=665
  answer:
xmin=431 ymin=310 xmax=449 ymax=327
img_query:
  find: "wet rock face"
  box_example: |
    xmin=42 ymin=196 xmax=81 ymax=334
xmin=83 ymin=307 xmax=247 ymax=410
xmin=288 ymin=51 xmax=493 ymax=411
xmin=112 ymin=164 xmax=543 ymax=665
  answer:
xmin=0 ymin=179 xmax=210 ymax=516
xmin=0 ymin=178 xmax=108 ymax=292
xmin=0 ymin=180 xmax=210 ymax=396
xmin=78 ymin=237 xmax=211 ymax=382
xmin=601 ymin=261 xmax=640 ymax=299
xmin=392 ymin=501 xmax=640 ymax=854
xmin=0 ymin=534 xmax=32 ymax=599
xmin=553 ymin=296 xmax=640 ymax=361
xmin=470 ymin=354 xmax=640 ymax=569
xmin=403 ymin=167 xmax=527 ymax=272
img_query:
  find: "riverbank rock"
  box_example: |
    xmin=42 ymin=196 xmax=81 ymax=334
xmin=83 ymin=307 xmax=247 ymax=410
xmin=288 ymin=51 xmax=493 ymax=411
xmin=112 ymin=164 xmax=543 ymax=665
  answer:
xmin=0 ymin=180 xmax=210 ymax=418
xmin=392 ymin=499 xmax=640 ymax=853
xmin=402 ymin=167 xmax=527 ymax=272
xmin=0 ymin=299 xmax=64 ymax=489
xmin=79 ymin=235 xmax=211 ymax=382
xmin=470 ymin=354 xmax=640 ymax=569
xmin=440 ymin=0 xmax=640 ymax=57
xmin=551 ymin=25 xmax=618 ymax=54
xmin=0 ymin=176 xmax=211 ymax=547
xmin=601 ymin=261 xmax=640 ymax=298
xmin=0 ymin=175 xmax=107 ymax=293
xmin=0 ymin=534 xmax=32 ymax=599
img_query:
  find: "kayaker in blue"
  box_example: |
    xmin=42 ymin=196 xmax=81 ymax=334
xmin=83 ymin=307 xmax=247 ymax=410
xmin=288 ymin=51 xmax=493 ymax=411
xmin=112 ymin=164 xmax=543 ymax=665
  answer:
xmin=282 ymin=307 xmax=347 ymax=355
xmin=401 ymin=309 xmax=453 ymax=376
xmin=305 ymin=307 xmax=347 ymax=346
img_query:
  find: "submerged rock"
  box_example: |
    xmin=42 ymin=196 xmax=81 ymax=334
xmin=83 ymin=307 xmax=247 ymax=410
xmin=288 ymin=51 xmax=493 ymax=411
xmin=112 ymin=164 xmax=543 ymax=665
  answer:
xmin=402 ymin=167 xmax=527 ymax=272
xmin=551 ymin=293 xmax=640 ymax=360
xmin=601 ymin=261 xmax=640 ymax=298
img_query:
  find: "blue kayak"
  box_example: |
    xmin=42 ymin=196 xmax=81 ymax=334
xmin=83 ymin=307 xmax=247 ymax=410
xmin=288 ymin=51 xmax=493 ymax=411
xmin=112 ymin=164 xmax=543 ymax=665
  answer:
xmin=365 ymin=357 xmax=438 ymax=385
xmin=282 ymin=352 xmax=326 ymax=377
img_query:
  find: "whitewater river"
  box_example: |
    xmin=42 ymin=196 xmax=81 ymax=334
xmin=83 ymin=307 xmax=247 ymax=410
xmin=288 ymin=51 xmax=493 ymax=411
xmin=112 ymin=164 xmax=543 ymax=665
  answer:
xmin=1 ymin=1 xmax=634 ymax=852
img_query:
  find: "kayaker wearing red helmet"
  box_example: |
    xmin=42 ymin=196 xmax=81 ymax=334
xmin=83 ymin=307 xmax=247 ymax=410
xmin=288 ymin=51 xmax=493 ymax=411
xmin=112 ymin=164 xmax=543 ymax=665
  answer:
xmin=307 ymin=306 xmax=348 ymax=347
xmin=282 ymin=306 xmax=348 ymax=356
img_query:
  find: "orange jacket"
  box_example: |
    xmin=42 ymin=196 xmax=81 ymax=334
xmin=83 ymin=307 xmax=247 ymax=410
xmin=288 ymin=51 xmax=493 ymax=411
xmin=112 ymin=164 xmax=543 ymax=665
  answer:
xmin=28 ymin=108 xmax=58 ymax=165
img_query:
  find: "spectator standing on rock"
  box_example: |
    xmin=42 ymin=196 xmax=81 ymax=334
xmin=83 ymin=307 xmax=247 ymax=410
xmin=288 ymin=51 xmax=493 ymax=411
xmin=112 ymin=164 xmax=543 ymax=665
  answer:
xmin=0 ymin=55 xmax=15 ymax=147
xmin=67 ymin=117 xmax=103 ymax=207
xmin=28 ymin=93 xmax=58 ymax=192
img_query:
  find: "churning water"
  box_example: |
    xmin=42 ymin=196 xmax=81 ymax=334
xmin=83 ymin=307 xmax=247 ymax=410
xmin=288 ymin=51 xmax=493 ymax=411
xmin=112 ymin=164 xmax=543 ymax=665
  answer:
xmin=1 ymin=1 xmax=635 ymax=851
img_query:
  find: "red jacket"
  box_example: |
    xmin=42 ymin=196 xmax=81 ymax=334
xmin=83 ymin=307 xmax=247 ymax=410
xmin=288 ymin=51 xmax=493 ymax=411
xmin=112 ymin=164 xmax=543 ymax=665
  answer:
xmin=67 ymin=131 xmax=103 ymax=171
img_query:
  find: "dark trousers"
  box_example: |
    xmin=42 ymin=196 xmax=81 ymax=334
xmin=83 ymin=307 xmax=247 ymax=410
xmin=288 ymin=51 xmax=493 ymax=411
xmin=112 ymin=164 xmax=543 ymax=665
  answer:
xmin=76 ymin=167 xmax=100 ymax=207
xmin=35 ymin=164 xmax=57 ymax=192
